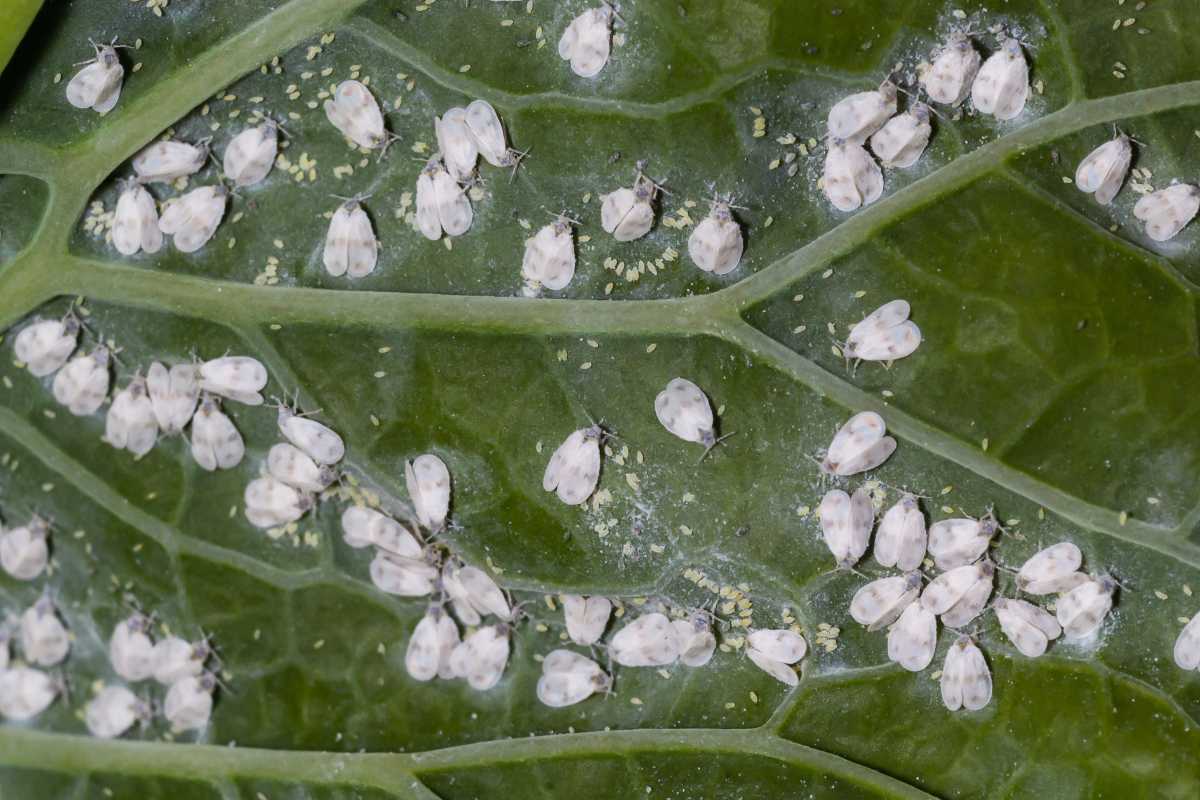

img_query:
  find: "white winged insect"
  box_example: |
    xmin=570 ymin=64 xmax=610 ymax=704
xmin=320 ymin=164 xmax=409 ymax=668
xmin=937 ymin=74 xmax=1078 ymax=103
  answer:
xmin=543 ymin=424 xmax=604 ymax=506
xmin=244 ymin=475 xmax=312 ymax=529
xmin=0 ymin=666 xmax=60 ymax=721
xmin=522 ymin=214 xmax=577 ymax=291
xmin=340 ymin=506 xmax=422 ymax=557
xmin=827 ymin=80 xmax=898 ymax=144
xmin=841 ymin=299 xmax=922 ymax=366
xmin=132 ymin=138 xmax=209 ymax=183
xmin=52 ymin=346 xmax=110 ymax=416
xmin=688 ymin=194 xmax=744 ymax=275
xmin=405 ymin=605 xmax=460 ymax=682
xmin=447 ymin=624 xmax=511 ymax=690
xmin=104 ymin=374 xmax=158 ymax=458
xmin=323 ymin=195 xmax=379 ymax=279
xmin=158 ymin=185 xmax=227 ymax=253
xmin=558 ymin=5 xmax=615 ymax=78
xmin=146 ymin=361 xmax=199 ymax=434
xmin=152 ymin=635 xmax=211 ymax=685
xmin=189 ymin=395 xmax=244 ymax=471
xmin=927 ymin=512 xmax=1000 ymax=570
xmin=1174 ymin=610 xmax=1200 ymax=671
xmin=0 ymin=515 xmax=50 ymax=581
xmin=874 ymin=494 xmax=926 ymax=571
xmin=86 ymin=685 xmax=151 ymax=739
xmin=277 ymin=404 xmax=343 ymax=465
xmin=818 ymin=487 xmax=874 ymax=570
xmin=110 ymin=613 xmax=157 ymax=681
xmin=886 ymin=602 xmax=937 ymax=672
xmin=672 ymin=611 xmax=717 ymax=667
xmin=1055 ymin=574 xmax=1117 ymax=638
xmin=654 ymin=377 xmax=731 ymax=458
xmin=869 ymin=103 xmax=932 ymax=169
xmin=222 ymin=119 xmax=279 ymax=187
xmin=921 ymin=560 xmax=994 ymax=618
xmin=1016 ymin=542 xmax=1084 ymax=595
xmin=406 ymin=454 xmax=451 ymax=532
xmin=435 ymin=107 xmax=478 ymax=181
xmin=850 ymin=571 xmax=922 ymax=631
xmin=610 ymin=612 xmax=680 ymax=667
xmin=745 ymin=629 xmax=807 ymax=686
xmin=920 ymin=33 xmax=981 ymax=106
xmin=20 ymin=593 xmax=69 ymax=667
xmin=268 ymin=443 xmax=335 ymax=494
xmin=111 ymin=180 xmax=163 ymax=256
xmin=200 ymin=355 xmax=267 ymax=406
xmin=939 ymin=564 xmax=994 ymax=629
xmin=971 ymin=36 xmax=1029 ymax=121
xmin=1133 ymin=183 xmax=1200 ymax=242
xmin=562 ymin=594 xmax=612 ymax=646
xmin=66 ymin=39 xmax=125 ymax=113
xmin=323 ymin=79 xmax=394 ymax=153
xmin=14 ymin=313 xmax=79 ymax=377
xmin=537 ymin=648 xmax=611 ymax=708
xmin=456 ymin=565 xmax=512 ymax=620
xmin=822 ymin=139 xmax=883 ymax=212
xmin=1075 ymin=132 xmax=1132 ymax=206
xmin=163 ymin=673 xmax=215 ymax=733
xmin=441 ymin=562 xmax=482 ymax=626
xmin=415 ymin=157 xmax=473 ymax=240
xmin=600 ymin=162 xmax=660 ymax=242
xmin=940 ymin=635 xmax=991 ymax=712
xmin=820 ymin=411 xmax=896 ymax=476
xmin=464 ymin=99 xmax=525 ymax=172
xmin=370 ymin=551 xmax=437 ymax=597
xmin=993 ymin=597 xmax=1060 ymax=657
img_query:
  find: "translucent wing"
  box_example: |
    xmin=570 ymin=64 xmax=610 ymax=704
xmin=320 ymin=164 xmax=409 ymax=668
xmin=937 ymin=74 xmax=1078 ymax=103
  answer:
xmin=654 ymin=377 xmax=714 ymax=444
xmin=887 ymin=604 xmax=937 ymax=672
xmin=322 ymin=203 xmax=353 ymax=277
xmin=1017 ymin=542 xmax=1083 ymax=593
xmin=746 ymin=648 xmax=798 ymax=686
xmin=457 ymin=565 xmax=511 ymax=620
xmin=610 ymin=613 xmax=680 ymax=667
xmin=433 ymin=168 xmax=473 ymax=237
xmin=464 ymin=99 xmax=509 ymax=167
xmin=406 ymin=453 xmax=451 ymax=530
xmin=415 ymin=169 xmax=443 ymax=240
xmin=201 ymin=355 xmax=267 ymax=406
xmin=600 ymin=188 xmax=636 ymax=235
xmin=920 ymin=563 xmax=983 ymax=615
xmin=940 ymin=573 xmax=993 ymax=628
xmin=436 ymin=107 xmax=479 ymax=181
xmin=1174 ymin=612 xmax=1200 ymax=671
xmin=745 ymin=629 xmax=806 ymax=663
xmin=562 ymin=594 xmax=612 ymax=646
xmin=279 ymin=410 xmax=345 ymax=465
xmin=850 ymin=574 xmax=918 ymax=629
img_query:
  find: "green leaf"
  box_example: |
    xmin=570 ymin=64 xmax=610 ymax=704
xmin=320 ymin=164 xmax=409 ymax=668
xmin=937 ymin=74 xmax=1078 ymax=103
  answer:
xmin=1 ymin=0 xmax=1199 ymax=797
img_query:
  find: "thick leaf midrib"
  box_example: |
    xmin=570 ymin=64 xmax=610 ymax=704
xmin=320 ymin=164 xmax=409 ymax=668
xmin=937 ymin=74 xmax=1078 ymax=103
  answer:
xmin=0 ymin=726 xmax=940 ymax=799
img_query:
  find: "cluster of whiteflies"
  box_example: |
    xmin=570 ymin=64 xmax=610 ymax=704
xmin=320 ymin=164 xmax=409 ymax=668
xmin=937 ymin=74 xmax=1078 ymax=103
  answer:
xmin=0 ymin=590 xmax=69 ymax=723
xmin=12 ymin=310 xmax=266 ymax=471
xmin=824 ymin=30 xmax=1028 ymax=213
xmin=242 ymin=406 xmax=345 ymax=529
xmin=94 ymin=611 xmax=219 ymax=737
xmin=1073 ymin=132 xmax=1199 ymax=242
xmin=817 ymin=409 xmax=1119 ymax=710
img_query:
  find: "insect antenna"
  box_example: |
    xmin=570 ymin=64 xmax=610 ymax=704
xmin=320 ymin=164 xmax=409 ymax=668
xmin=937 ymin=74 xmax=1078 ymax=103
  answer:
xmin=697 ymin=430 xmax=738 ymax=464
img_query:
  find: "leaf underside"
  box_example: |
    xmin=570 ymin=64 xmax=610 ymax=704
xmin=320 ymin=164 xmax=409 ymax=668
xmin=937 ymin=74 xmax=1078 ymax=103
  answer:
xmin=1 ymin=0 xmax=1199 ymax=798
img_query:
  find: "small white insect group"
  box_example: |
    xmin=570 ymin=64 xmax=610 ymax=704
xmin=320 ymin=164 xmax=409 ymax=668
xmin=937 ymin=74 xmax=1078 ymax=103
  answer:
xmin=99 ymin=609 xmax=219 ymax=736
xmin=11 ymin=307 xmax=268 ymax=475
xmin=0 ymin=591 xmax=69 ymax=723
xmin=244 ymin=401 xmax=344 ymax=530
xmin=435 ymin=99 xmax=526 ymax=182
